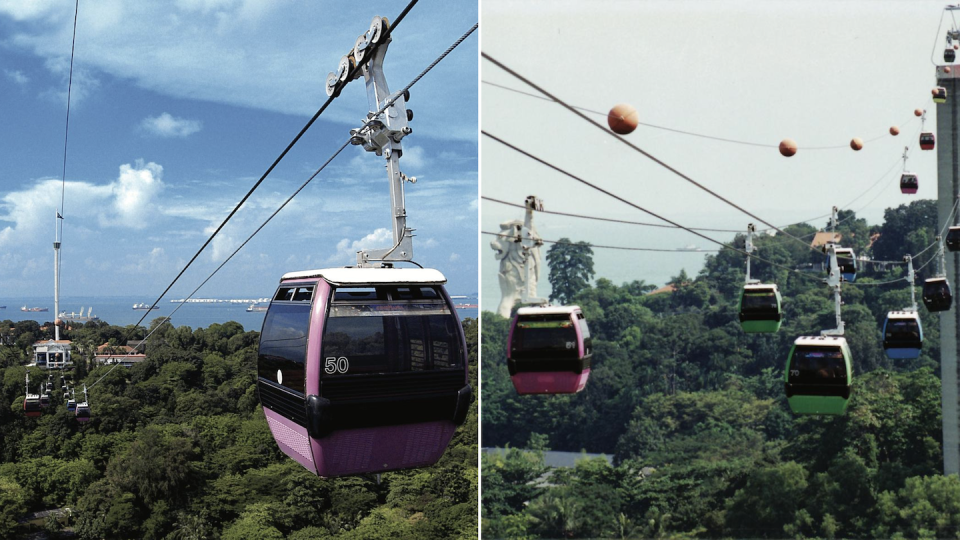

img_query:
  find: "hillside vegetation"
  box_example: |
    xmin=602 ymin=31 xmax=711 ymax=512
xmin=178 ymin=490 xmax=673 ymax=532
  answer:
xmin=0 ymin=316 xmax=478 ymax=539
xmin=481 ymin=200 xmax=959 ymax=538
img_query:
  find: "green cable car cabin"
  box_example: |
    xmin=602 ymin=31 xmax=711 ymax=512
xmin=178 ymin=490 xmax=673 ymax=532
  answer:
xmin=738 ymin=283 xmax=782 ymax=333
xmin=784 ymin=335 xmax=852 ymax=415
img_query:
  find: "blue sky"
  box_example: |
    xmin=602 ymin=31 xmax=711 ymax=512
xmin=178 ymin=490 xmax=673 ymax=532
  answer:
xmin=0 ymin=0 xmax=478 ymax=303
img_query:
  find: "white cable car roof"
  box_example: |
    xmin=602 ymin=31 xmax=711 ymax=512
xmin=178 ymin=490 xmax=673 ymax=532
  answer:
xmin=794 ymin=335 xmax=848 ymax=346
xmin=516 ymin=305 xmax=581 ymax=315
xmin=280 ymin=267 xmax=447 ymax=285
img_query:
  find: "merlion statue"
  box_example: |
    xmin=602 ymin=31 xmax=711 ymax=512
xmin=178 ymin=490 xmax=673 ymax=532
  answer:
xmin=490 ymin=196 xmax=544 ymax=317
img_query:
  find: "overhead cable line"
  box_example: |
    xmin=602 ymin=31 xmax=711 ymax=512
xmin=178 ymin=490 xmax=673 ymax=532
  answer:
xmin=131 ymin=21 xmax=477 ymax=351
xmin=483 ymin=79 xmax=924 ymax=151
xmin=133 ymin=0 xmax=421 ymax=329
xmin=483 ymin=130 xmax=826 ymax=284
xmin=55 ymin=0 xmax=81 ymax=315
xmin=481 ymin=196 xmax=741 ymax=232
xmin=483 ymin=53 xmax=838 ymax=256
xmin=481 ymin=231 xmax=720 ymax=253
xmin=483 ymin=144 xmax=903 ymax=239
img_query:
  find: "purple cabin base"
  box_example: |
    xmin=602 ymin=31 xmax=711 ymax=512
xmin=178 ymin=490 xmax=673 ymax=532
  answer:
xmin=510 ymin=369 xmax=590 ymax=395
xmin=264 ymin=408 xmax=455 ymax=477
xmin=901 ymin=188 xmax=918 ymax=194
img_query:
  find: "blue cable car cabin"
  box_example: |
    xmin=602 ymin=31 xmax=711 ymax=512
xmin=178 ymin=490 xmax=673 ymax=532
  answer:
xmin=882 ymin=311 xmax=923 ymax=360
xmin=923 ymin=277 xmax=953 ymax=312
xmin=826 ymin=246 xmax=857 ymax=282
xmin=784 ymin=336 xmax=852 ymax=416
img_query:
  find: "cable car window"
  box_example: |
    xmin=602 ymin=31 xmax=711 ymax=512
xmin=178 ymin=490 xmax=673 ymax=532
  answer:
xmin=741 ymin=292 xmax=778 ymax=312
xmin=321 ymin=286 xmax=463 ymax=377
xmin=577 ymin=316 xmax=591 ymax=340
xmin=258 ymin=303 xmax=311 ymax=391
xmin=394 ymin=286 xmax=440 ymax=300
xmin=885 ymin=319 xmax=920 ymax=343
xmin=512 ymin=314 xmax=579 ymax=358
xmin=789 ymin=346 xmax=847 ymax=385
xmin=274 ymin=285 xmax=315 ymax=302
xmin=333 ymin=287 xmax=381 ymax=301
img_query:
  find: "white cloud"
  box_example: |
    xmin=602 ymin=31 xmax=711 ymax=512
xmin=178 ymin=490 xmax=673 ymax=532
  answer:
xmin=449 ymin=252 xmax=460 ymax=262
xmin=0 ymin=160 xmax=165 ymax=248
xmin=0 ymin=3 xmax=477 ymax=141
xmin=469 ymin=198 xmax=478 ymax=210
xmin=39 ymin=57 xmax=99 ymax=107
xmin=140 ymin=112 xmax=202 ymax=138
xmin=100 ymin=161 xmax=165 ymax=229
xmin=5 ymin=69 xmax=28 ymax=85
xmin=328 ymin=228 xmax=392 ymax=263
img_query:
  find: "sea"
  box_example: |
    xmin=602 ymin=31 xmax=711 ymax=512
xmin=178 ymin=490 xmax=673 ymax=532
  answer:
xmin=0 ymin=295 xmax=479 ymax=332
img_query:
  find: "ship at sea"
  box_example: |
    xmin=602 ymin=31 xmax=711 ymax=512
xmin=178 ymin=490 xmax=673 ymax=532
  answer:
xmin=246 ymin=303 xmax=269 ymax=313
xmin=58 ymin=307 xmax=100 ymax=323
xmin=21 ymin=305 xmax=48 ymax=312
xmin=132 ymin=303 xmax=159 ymax=310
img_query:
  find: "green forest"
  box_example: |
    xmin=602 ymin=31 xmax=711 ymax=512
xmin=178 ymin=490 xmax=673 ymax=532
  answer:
xmin=481 ymin=199 xmax=960 ymax=539
xmin=0 ymin=316 xmax=478 ymax=539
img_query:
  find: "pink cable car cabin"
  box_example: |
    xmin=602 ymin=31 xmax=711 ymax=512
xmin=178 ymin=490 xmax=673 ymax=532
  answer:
xmin=508 ymin=305 xmax=592 ymax=395
xmin=257 ymin=267 xmax=471 ymax=477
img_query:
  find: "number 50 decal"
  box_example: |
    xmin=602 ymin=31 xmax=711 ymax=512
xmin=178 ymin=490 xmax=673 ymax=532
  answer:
xmin=325 ymin=356 xmax=350 ymax=374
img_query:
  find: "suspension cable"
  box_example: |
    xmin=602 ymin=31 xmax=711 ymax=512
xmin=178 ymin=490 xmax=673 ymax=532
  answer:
xmin=133 ymin=0 xmax=422 ymax=329
xmin=483 ymin=53 xmax=844 ymax=256
xmin=129 ymin=22 xmax=477 ymax=351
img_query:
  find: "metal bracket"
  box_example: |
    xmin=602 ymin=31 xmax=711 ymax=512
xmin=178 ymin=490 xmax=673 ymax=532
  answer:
xmin=327 ymin=16 xmax=418 ymax=268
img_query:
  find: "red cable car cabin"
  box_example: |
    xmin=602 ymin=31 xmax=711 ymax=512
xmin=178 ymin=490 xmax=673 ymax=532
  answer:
xmin=257 ymin=267 xmax=471 ymax=477
xmin=920 ymin=132 xmax=936 ymax=150
xmin=23 ymin=394 xmax=41 ymax=417
xmin=507 ymin=305 xmax=592 ymax=395
xmin=900 ymin=173 xmax=918 ymax=194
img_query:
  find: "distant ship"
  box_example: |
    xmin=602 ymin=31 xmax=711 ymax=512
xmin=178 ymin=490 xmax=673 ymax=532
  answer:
xmin=21 ymin=306 xmax=48 ymax=312
xmin=59 ymin=307 xmax=100 ymax=323
xmin=246 ymin=303 xmax=269 ymax=312
xmin=0 ymin=306 xmax=5 ymax=309
xmin=455 ymin=303 xmax=478 ymax=309
xmin=132 ymin=303 xmax=158 ymax=310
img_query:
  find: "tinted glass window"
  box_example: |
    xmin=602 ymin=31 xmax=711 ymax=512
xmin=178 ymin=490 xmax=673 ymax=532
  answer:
xmin=741 ymin=292 xmax=778 ymax=313
xmin=886 ymin=319 xmax=920 ymax=342
xmin=512 ymin=314 xmax=579 ymax=357
xmin=273 ymin=285 xmax=314 ymax=302
xmin=788 ymin=346 xmax=847 ymax=385
xmin=320 ymin=286 xmax=463 ymax=377
xmin=258 ymin=303 xmax=311 ymax=392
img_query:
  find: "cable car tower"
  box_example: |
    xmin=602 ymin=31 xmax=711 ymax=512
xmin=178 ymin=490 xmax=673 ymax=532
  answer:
xmin=33 ymin=213 xmax=73 ymax=370
xmin=934 ymin=5 xmax=960 ymax=474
